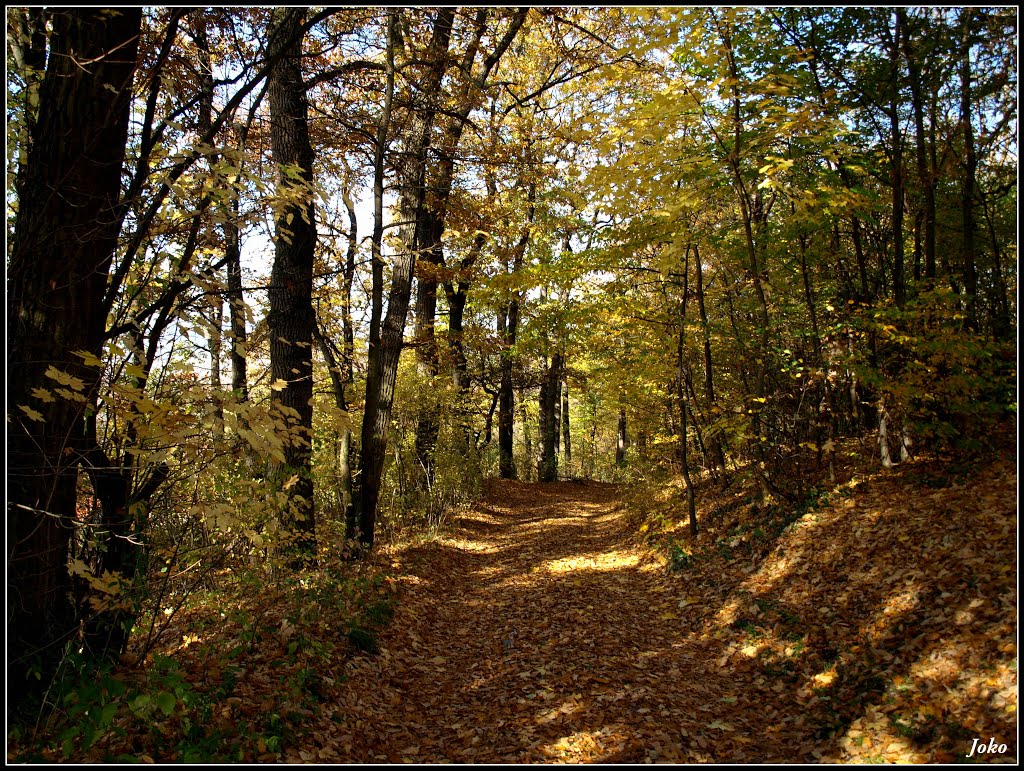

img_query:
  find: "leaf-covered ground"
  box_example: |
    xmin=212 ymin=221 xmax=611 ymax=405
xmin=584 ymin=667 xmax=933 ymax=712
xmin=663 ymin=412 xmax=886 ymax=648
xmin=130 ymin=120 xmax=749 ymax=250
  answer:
xmin=311 ymin=454 xmax=1017 ymax=763
xmin=12 ymin=450 xmax=1016 ymax=763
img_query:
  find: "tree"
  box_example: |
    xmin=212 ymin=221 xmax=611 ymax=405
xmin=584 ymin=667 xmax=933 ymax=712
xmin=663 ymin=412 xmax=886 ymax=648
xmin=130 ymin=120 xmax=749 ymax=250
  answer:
xmin=350 ymin=9 xmax=455 ymax=548
xmin=266 ymin=7 xmax=319 ymax=564
xmin=8 ymin=7 xmax=143 ymax=713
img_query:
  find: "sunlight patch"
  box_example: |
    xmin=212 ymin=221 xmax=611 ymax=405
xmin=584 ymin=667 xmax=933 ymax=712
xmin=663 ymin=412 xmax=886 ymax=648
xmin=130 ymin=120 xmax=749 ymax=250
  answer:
xmin=541 ymin=550 xmax=639 ymax=574
xmin=438 ymin=536 xmax=499 ymax=553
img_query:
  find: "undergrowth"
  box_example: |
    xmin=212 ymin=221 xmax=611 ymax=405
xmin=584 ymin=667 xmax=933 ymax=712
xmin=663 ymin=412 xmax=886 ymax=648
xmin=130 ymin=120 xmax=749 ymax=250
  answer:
xmin=9 ymin=561 xmax=398 ymax=763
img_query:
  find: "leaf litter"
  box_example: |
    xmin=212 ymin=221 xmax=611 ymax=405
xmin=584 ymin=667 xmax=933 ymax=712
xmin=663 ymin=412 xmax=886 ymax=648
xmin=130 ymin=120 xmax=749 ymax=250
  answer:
xmin=321 ymin=453 xmax=1016 ymax=763
xmin=16 ymin=454 xmax=1015 ymax=763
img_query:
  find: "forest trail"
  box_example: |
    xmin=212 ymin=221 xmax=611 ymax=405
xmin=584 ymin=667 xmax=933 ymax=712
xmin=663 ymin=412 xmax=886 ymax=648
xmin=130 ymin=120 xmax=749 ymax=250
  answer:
xmin=319 ymin=480 xmax=791 ymax=763
xmin=305 ymin=462 xmax=1017 ymax=764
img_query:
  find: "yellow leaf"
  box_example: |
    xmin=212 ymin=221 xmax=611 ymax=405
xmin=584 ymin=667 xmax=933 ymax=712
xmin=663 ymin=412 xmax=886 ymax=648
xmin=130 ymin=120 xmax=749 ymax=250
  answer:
xmin=19 ymin=404 xmax=45 ymax=422
xmin=811 ymin=670 xmax=837 ymax=687
xmin=270 ymin=379 xmax=289 ymax=391
xmin=72 ymin=349 xmax=104 ymax=367
xmin=54 ymin=387 xmax=88 ymax=403
xmin=44 ymin=365 xmax=85 ymax=391
xmin=30 ymin=387 xmax=55 ymax=403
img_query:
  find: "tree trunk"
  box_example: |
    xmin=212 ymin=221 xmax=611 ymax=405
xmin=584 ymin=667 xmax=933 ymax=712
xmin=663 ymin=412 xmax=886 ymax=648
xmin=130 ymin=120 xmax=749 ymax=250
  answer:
xmin=267 ymin=7 xmax=318 ymax=565
xmin=553 ymin=371 xmax=563 ymax=459
xmin=562 ymin=379 xmax=571 ymax=468
xmin=879 ymin=398 xmax=894 ymax=469
xmin=313 ymin=321 xmax=352 ymax=512
xmin=498 ymin=178 xmax=535 ymax=479
xmin=537 ymin=353 xmax=563 ymax=482
xmin=413 ymin=208 xmax=443 ymax=491
xmin=693 ymin=244 xmax=726 ymax=475
xmin=959 ymin=9 xmax=978 ymax=326
xmin=7 ymin=7 xmax=141 ymax=714
xmin=522 ymin=395 xmax=533 ymax=482
xmin=352 ymin=9 xmax=454 ymax=548
xmin=81 ymin=440 xmax=168 ymax=661
xmin=408 ymin=10 xmax=525 ymax=492
xmin=889 ymin=13 xmax=906 ymax=309
xmin=899 ymin=9 xmax=937 ymax=282
xmin=195 ymin=28 xmax=224 ymax=435
xmin=677 ymin=319 xmax=698 ymax=538
xmin=225 ymin=127 xmax=249 ymax=399
xmin=348 ymin=10 xmax=396 ymax=543
xmin=616 ymin=408 xmax=628 ymax=466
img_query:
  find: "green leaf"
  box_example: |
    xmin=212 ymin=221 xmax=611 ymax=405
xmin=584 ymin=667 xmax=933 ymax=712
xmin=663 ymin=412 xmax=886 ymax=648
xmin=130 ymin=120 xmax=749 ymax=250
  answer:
xmin=156 ymin=690 xmax=176 ymax=716
xmin=99 ymin=701 xmax=118 ymax=727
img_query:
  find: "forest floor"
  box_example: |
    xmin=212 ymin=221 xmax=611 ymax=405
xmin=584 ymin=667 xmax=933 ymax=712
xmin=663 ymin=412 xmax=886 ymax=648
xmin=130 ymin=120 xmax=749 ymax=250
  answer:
xmin=13 ymin=445 xmax=1016 ymax=764
xmin=303 ymin=452 xmax=1017 ymax=763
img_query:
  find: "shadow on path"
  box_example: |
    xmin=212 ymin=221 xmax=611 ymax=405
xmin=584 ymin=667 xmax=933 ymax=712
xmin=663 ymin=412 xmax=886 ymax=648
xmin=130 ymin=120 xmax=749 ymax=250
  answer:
xmin=325 ymin=471 xmax=1017 ymax=763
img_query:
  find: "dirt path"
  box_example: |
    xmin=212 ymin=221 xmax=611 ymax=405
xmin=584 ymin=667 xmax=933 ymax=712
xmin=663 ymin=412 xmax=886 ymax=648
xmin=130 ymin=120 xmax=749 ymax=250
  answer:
xmin=322 ymin=480 xmax=773 ymax=763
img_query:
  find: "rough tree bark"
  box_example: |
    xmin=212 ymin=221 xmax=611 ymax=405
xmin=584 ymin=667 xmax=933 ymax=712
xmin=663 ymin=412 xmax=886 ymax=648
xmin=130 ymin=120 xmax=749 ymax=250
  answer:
xmin=7 ymin=7 xmax=142 ymax=715
xmin=267 ymin=7 xmax=318 ymax=564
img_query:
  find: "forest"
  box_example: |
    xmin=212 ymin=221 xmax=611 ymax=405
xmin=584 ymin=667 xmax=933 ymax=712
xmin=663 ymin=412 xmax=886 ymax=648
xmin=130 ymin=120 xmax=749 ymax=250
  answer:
xmin=6 ymin=6 xmax=1017 ymax=763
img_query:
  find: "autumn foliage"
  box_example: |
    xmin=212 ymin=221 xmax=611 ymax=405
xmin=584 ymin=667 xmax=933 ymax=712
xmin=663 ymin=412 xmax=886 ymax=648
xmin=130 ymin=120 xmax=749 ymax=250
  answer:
xmin=6 ymin=6 xmax=1016 ymax=764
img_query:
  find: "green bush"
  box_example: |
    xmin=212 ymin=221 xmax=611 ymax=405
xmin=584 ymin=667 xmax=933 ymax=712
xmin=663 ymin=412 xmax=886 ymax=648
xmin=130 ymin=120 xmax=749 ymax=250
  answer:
xmin=844 ymin=288 xmax=1015 ymax=453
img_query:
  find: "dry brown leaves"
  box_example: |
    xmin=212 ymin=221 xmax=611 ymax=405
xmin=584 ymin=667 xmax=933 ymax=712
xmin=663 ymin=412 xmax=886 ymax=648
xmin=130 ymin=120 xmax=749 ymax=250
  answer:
xmin=321 ymin=458 xmax=1016 ymax=764
xmin=28 ymin=451 xmax=1014 ymax=764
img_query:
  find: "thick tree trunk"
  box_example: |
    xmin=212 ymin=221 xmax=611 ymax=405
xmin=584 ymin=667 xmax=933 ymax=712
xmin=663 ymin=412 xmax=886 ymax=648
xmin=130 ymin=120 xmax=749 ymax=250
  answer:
xmin=410 ymin=10 xmax=525 ymax=491
xmin=7 ymin=7 xmax=141 ymax=715
xmin=268 ymin=8 xmax=318 ymax=565
xmin=413 ymin=209 xmax=443 ymax=490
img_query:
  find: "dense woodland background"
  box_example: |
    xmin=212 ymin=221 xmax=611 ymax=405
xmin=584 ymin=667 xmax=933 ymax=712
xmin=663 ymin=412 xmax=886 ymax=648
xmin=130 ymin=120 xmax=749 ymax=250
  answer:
xmin=6 ymin=7 xmax=1017 ymax=760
